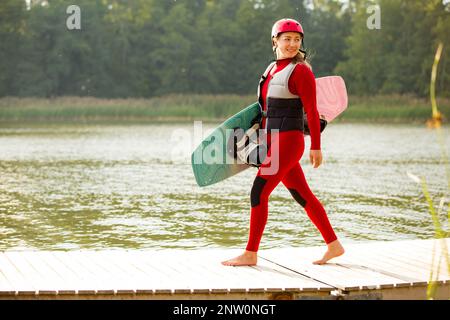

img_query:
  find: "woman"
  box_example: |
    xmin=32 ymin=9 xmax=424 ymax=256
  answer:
xmin=222 ymin=18 xmax=345 ymax=266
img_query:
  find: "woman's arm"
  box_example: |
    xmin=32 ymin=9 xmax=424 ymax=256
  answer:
xmin=288 ymin=64 xmax=321 ymax=150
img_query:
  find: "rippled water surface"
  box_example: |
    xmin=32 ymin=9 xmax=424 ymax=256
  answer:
xmin=0 ymin=122 xmax=448 ymax=250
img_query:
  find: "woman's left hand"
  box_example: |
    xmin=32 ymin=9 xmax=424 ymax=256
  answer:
xmin=310 ymin=149 xmax=323 ymax=168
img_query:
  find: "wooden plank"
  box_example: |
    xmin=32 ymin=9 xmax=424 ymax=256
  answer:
xmin=0 ymin=253 xmax=35 ymax=295
xmin=155 ymin=249 xmax=257 ymax=293
xmin=148 ymin=250 xmax=201 ymax=292
xmin=179 ymin=250 xmax=235 ymax=291
xmin=349 ymin=249 xmax=440 ymax=281
xmin=153 ymin=250 xmax=231 ymax=292
xmin=118 ymin=251 xmax=161 ymax=294
xmin=186 ymin=249 xmax=260 ymax=291
xmin=50 ymin=251 xmax=105 ymax=294
xmin=353 ymin=241 xmax=433 ymax=267
xmin=94 ymin=250 xmax=168 ymax=294
xmin=336 ymin=251 xmax=425 ymax=284
xmin=142 ymin=250 xmax=201 ymax=293
xmin=0 ymin=255 xmax=17 ymax=295
xmin=165 ymin=249 xmax=235 ymax=291
xmin=415 ymin=239 xmax=450 ymax=277
xmin=344 ymin=240 xmax=436 ymax=266
xmin=0 ymin=239 xmax=447 ymax=299
xmin=368 ymin=238 xmax=448 ymax=257
xmin=331 ymin=260 xmax=413 ymax=288
xmin=411 ymin=238 xmax=449 ymax=253
xmin=125 ymin=249 xmax=327 ymax=295
xmin=346 ymin=241 xmax=448 ymax=282
xmin=51 ymin=251 xmax=110 ymax=295
xmin=170 ymin=249 xmax=332 ymax=292
xmin=249 ymin=260 xmax=332 ymax=292
xmin=72 ymin=250 xmax=136 ymax=294
xmin=341 ymin=244 xmax=429 ymax=275
xmin=367 ymin=239 xmax=438 ymax=263
xmin=260 ymin=245 xmax=419 ymax=291
xmin=100 ymin=250 xmax=160 ymax=294
xmin=31 ymin=251 xmax=85 ymax=294
xmin=128 ymin=250 xmax=192 ymax=293
xmin=3 ymin=251 xmax=47 ymax=295
xmin=285 ymin=245 xmax=402 ymax=289
xmin=174 ymin=249 xmax=270 ymax=292
xmin=190 ymin=250 xmax=270 ymax=292
xmin=328 ymin=239 xmax=448 ymax=286
xmin=150 ymin=250 xmax=203 ymax=291
xmin=80 ymin=251 xmax=137 ymax=294
xmin=124 ymin=251 xmax=173 ymax=293
xmin=262 ymin=257 xmax=356 ymax=290
xmin=19 ymin=251 xmax=75 ymax=295
xmin=262 ymin=242 xmax=420 ymax=284
xmin=187 ymin=249 xmax=325 ymax=291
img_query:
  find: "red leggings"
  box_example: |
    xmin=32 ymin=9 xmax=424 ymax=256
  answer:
xmin=246 ymin=130 xmax=337 ymax=252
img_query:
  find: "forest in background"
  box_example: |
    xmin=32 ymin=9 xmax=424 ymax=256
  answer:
xmin=0 ymin=0 xmax=448 ymax=100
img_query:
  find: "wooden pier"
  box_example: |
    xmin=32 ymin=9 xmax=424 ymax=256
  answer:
xmin=0 ymin=238 xmax=448 ymax=300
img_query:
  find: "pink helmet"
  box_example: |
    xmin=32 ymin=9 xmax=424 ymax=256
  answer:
xmin=271 ymin=18 xmax=304 ymax=39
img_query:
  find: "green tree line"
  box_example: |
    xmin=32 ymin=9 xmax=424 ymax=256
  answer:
xmin=0 ymin=0 xmax=448 ymax=98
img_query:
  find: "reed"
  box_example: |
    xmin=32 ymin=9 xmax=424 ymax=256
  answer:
xmin=408 ymin=42 xmax=450 ymax=300
xmin=407 ymin=173 xmax=449 ymax=299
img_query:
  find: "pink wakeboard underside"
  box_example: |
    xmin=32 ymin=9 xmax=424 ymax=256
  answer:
xmin=316 ymin=76 xmax=348 ymax=122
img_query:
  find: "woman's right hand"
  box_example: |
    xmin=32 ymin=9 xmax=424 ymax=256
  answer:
xmin=310 ymin=149 xmax=322 ymax=168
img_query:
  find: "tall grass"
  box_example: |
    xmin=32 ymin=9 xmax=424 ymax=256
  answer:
xmin=0 ymin=95 xmax=255 ymax=122
xmin=0 ymin=94 xmax=449 ymax=123
xmin=345 ymin=95 xmax=450 ymax=123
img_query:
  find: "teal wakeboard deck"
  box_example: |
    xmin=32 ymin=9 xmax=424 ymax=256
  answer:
xmin=191 ymin=102 xmax=260 ymax=187
xmin=191 ymin=76 xmax=348 ymax=187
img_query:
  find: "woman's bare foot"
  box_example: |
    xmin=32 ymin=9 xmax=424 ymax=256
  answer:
xmin=221 ymin=250 xmax=257 ymax=266
xmin=313 ymin=240 xmax=345 ymax=265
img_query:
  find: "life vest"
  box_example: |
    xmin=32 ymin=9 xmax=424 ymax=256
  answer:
xmin=257 ymin=61 xmax=304 ymax=132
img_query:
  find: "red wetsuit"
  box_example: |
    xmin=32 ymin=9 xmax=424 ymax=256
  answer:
xmin=246 ymin=58 xmax=337 ymax=252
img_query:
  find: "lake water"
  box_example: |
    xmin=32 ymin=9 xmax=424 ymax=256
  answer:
xmin=0 ymin=122 xmax=448 ymax=251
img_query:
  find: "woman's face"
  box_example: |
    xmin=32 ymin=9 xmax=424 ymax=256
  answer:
xmin=273 ymin=32 xmax=302 ymax=60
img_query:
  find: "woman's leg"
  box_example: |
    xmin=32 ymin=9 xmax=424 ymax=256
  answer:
xmin=282 ymin=163 xmax=344 ymax=264
xmin=222 ymin=131 xmax=303 ymax=266
xmin=245 ymin=168 xmax=290 ymax=252
xmin=282 ymin=163 xmax=337 ymax=244
xmin=220 ymin=170 xmax=289 ymax=266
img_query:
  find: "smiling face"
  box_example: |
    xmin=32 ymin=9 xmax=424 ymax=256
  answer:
xmin=273 ymin=31 xmax=302 ymax=60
